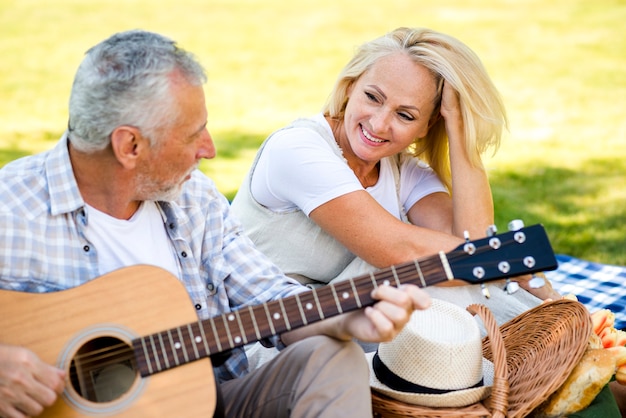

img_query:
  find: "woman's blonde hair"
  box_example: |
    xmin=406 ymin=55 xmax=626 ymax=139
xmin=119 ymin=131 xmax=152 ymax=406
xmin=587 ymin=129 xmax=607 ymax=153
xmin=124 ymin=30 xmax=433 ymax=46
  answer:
xmin=323 ymin=27 xmax=507 ymax=191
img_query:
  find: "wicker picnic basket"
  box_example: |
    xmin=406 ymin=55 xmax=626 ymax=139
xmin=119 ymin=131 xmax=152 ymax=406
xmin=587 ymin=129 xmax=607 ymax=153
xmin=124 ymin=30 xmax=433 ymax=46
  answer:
xmin=372 ymin=299 xmax=592 ymax=418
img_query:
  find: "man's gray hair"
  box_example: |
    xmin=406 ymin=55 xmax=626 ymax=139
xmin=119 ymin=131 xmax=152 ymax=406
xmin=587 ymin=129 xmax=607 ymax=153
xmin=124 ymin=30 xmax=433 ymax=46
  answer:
xmin=68 ymin=30 xmax=207 ymax=152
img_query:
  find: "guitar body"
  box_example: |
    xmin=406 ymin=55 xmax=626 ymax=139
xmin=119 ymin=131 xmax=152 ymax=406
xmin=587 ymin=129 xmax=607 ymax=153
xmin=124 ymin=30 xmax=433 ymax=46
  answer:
xmin=0 ymin=265 xmax=215 ymax=417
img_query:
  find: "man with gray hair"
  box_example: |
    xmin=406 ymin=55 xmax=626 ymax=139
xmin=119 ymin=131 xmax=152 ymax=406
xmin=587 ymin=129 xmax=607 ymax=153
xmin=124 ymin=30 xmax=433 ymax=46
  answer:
xmin=0 ymin=30 xmax=429 ymax=417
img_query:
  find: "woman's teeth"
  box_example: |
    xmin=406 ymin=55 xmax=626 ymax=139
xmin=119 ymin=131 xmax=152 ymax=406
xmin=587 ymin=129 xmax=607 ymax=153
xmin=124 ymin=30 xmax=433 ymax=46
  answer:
xmin=362 ymin=126 xmax=385 ymax=143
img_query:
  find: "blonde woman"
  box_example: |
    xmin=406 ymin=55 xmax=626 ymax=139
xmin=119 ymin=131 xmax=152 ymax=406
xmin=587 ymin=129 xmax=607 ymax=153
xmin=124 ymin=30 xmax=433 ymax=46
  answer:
xmin=232 ymin=27 xmax=559 ymax=333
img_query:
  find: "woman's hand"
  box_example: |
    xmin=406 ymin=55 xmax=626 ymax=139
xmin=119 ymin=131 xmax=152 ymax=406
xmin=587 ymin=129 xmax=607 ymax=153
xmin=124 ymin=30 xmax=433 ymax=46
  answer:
xmin=439 ymin=80 xmax=462 ymax=122
xmin=514 ymin=273 xmax=563 ymax=301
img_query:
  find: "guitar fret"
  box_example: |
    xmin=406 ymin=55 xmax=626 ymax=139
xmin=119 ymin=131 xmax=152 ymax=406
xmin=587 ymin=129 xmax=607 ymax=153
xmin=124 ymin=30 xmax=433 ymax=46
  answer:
xmin=233 ymin=310 xmax=248 ymax=345
xmin=360 ymin=277 xmax=377 ymax=306
xmin=349 ymin=279 xmax=363 ymax=308
xmin=297 ymin=292 xmax=322 ymax=323
xmin=262 ymin=302 xmax=277 ymax=335
xmin=167 ymin=329 xmax=181 ymax=366
xmin=186 ymin=324 xmax=200 ymax=360
xmin=335 ymin=280 xmax=363 ymax=314
xmin=221 ymin=314 xmax=235 ymax=348
xmin=278 ymin=299 xmax=291 ymax=331
xmin=413 ymin=260 xmax=426 ymax=287
xmin=250 ymin=305 xmax=270 ymax=339
xmin=197 ymin=321 xmax=211 ymax=356
xmin=439 ymin=251 xmax=453 ymax=280
xmin=312 ymin=290 xmax=325 ymax=320
xmin=268 ymin=300 xmax=289 ymax=333
xmin=209 ymin=317 xmax=223 ymax=353
xmin=330 ymin=285 xmax=343 ymax=314
xmin=390 ymin=265 xmax=401 ymax=286
xmin=176 ymin=327 xmax=190 ymax=363
xmin=248 ymin=305 xmax=262 ymax=340
xmin=369 ymin=272 xmax=378 ymax=288
xmin=294 ymin=293 xmax=308 ymax=325
xmin=148 ymin=335 xmax=162 ymax=372
xmin=140 ymin=338 xmax=154 ymax=375
xmin=283 ymin=295 xmax=306 ymax=329
xmin=157 ymin=332 xmax=171 ymax=370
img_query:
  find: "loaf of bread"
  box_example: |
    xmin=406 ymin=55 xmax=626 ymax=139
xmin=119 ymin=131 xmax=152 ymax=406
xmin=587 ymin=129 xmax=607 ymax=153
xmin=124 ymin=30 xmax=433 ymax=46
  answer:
xmin=536 ymin=348 xmax=616 ymax=417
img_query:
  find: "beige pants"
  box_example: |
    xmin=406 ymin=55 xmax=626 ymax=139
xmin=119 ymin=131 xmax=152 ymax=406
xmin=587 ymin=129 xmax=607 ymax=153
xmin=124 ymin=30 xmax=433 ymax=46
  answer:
xmin=222 ymin=336 xmax=372 ymax=418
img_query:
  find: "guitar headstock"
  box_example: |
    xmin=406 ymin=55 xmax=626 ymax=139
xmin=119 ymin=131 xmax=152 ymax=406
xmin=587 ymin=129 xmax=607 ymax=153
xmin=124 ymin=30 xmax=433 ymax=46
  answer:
xmin=448 ymin=223 xmax=557 ymax=284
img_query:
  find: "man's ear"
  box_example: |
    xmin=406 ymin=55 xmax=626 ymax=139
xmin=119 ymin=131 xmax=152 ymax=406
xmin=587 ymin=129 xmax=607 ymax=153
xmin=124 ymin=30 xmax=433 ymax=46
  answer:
xmin=110 ymin=126 xmax=144 ymax=169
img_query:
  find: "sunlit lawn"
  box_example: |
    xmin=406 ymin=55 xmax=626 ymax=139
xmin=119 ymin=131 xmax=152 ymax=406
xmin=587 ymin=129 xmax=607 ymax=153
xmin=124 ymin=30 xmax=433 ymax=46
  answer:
xmin=1 ymin=0 xmax=625 ymax=263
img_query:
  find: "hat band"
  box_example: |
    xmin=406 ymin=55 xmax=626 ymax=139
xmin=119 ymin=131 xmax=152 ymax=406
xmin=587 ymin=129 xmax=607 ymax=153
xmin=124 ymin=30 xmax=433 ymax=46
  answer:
xmin=372 ymin=352 xmax=484 ymax=395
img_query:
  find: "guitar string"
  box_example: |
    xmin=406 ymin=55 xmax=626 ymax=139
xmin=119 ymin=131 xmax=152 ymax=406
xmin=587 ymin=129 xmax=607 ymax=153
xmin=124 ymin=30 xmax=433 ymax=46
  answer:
xmin=67 ymin=236 xmax=524 ymax=379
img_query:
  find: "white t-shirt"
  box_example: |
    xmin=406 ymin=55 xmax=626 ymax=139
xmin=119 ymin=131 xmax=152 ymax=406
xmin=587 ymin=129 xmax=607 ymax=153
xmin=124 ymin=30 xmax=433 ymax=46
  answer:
xmin=83 ymin=201 xmax=180 ymax=278
xmin=251 ymin=113 xmax=446 ymax=218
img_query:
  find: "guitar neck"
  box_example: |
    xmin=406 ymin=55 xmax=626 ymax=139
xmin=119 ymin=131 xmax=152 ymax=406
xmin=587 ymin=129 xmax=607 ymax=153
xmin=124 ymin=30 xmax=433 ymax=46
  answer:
xmin=133 ymin=252 xmax=451 ymax=377
xmin=132 ymin=223 xmax=557 ymax=377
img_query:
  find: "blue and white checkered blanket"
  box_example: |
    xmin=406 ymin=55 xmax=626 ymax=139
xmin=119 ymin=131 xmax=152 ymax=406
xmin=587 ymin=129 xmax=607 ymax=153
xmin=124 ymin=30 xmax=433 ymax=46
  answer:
xmin=547 ymin=254 xmax=626 ymax=330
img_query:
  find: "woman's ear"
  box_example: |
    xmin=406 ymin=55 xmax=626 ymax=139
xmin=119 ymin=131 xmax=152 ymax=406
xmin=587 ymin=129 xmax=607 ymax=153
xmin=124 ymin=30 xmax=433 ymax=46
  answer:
xmin=110 ymin=126 xmax=144 ymax=169
xmin=428 ymin=111 xmax=442 ymax=129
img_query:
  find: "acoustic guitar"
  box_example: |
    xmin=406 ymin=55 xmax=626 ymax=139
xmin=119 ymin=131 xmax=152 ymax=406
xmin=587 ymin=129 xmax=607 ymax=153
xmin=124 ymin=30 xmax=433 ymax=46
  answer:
xmin=0 ymin=223 xmax=557 ymax=417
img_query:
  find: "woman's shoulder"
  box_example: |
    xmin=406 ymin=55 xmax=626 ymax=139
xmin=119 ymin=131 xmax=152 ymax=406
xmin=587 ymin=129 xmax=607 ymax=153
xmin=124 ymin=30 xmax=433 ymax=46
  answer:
xmin=271 ymin=114 xmax=333 ymax=142
xmin=265 ymin=114 xmax=343 ymax=159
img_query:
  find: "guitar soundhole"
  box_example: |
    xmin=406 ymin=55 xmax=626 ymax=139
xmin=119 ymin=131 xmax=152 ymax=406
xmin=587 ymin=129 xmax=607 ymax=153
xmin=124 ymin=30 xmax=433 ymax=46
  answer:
xmin=69 ymin=336 xmax=137 ymax=403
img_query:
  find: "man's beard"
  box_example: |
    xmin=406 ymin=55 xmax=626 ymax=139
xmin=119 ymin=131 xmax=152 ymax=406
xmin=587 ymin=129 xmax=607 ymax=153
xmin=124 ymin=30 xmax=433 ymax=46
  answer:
xmin=135 ymin=170 xmax=190 ymax=202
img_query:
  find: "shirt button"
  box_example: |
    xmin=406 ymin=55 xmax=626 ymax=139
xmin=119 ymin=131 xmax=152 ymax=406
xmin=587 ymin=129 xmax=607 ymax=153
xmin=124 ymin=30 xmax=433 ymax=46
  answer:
xmin=83 ymin=245 xmax=90 ymax=252
xmin=181 ymin=251 xmax=187 ymax=258
xmin=195 ymin=304 xmax=202 ymax=310
xmin=207 ymin=283 xmax=215 ymax=292
xmin=169 ymin=223 xmax=175 ymax=229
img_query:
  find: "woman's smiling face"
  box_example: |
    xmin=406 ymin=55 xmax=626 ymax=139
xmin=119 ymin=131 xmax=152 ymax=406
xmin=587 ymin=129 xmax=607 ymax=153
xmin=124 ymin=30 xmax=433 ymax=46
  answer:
xmin=341 ymin=52 xmax=439 ymax=165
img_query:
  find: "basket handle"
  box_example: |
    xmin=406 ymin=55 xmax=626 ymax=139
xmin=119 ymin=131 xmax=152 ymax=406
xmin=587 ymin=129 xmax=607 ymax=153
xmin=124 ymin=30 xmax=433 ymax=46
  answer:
xmin=467 ymin=304 xmax=509 ymax=418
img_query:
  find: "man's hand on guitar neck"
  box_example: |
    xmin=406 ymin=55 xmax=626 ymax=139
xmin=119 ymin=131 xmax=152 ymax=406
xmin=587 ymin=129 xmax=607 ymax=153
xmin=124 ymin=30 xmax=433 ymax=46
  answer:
xmin=0 ymin=344 xmax=65 ymax=418
xmin=281 ymin=284 xmax=431 ymax=345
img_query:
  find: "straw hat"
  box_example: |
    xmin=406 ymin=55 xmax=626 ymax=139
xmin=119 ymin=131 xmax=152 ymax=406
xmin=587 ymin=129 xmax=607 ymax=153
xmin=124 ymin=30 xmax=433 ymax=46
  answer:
xmin=367 ymin=298 xmax=494 ymax=408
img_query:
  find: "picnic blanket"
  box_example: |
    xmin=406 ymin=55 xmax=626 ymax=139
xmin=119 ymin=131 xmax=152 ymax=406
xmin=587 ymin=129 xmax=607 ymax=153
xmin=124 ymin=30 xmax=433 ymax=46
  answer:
xmin=546 ymin=254 xmax=626 ymax=330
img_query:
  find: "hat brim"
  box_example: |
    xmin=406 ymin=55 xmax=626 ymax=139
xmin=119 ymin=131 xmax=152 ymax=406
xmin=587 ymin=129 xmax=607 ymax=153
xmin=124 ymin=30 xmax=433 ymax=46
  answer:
xmin=366 ymin=352 xmax=494 ymax=408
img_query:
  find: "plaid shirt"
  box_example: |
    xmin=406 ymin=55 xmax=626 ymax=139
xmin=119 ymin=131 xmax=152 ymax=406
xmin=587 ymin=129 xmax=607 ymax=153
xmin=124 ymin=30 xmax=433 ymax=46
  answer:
xmin=0 ymin=134 xmax=305 ymax=382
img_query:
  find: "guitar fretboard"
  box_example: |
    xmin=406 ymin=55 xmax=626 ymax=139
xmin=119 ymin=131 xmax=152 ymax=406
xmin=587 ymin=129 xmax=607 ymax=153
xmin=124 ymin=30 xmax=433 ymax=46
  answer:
xmin=132 ymin=252 xmax=450 ymax=376
xmin=132 ymin=223 xmax=557 ymax=377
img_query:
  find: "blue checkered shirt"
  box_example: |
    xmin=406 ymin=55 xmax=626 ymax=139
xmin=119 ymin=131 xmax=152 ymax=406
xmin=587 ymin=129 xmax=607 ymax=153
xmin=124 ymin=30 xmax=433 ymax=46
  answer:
xmin=0 ymin=134 xmax=305 ymax=382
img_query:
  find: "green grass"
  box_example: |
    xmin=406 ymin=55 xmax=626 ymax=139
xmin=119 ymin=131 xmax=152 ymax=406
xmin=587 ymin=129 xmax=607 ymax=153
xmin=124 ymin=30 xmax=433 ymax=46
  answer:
xmin=1 ymin=0 xmax=625 ymax=264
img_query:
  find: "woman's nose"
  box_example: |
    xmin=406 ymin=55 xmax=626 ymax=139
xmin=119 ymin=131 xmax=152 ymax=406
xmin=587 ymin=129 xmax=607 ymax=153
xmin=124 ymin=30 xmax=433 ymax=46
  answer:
xmin=369 ymin=110 xmax=392 ymax=134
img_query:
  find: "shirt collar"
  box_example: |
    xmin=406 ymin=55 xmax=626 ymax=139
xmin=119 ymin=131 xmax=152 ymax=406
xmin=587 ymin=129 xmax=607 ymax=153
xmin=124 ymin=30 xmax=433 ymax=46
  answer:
xmin=45 ymin=132 xmax=86 ymax=216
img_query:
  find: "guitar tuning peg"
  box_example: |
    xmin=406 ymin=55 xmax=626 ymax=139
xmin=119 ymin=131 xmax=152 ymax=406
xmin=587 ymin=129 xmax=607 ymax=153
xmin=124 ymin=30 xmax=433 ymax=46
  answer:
xmin=528 ymin=273 xmax=546 ymax=289
xmin=504 ymin=279 xmax=520 ymax=295
xmin=481 ymin=283 xmax=491 ymax=299
xmin=486 ymin=225 xmax=497 ymax=237
xmin=508 ymin=219 xmax=525 ymax=231
xmin=464 ymin=230 xmax=470 ymax=242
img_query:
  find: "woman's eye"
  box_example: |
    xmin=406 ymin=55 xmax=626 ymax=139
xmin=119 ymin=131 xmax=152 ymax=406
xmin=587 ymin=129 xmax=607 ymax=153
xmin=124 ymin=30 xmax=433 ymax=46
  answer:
xmin=365 ymin=92 xmax=379 ymax=102
xmin=398 ymin=112 xmax=415 ymax=121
